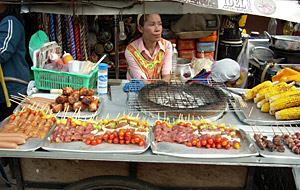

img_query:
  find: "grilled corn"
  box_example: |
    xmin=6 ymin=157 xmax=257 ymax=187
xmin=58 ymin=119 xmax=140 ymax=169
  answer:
xmin=261 ymin=102 xmax=270 ymax=112
xmin=270 ymin=93 xmax=300 ymax=111
xmin=255 ymin=82 xmax=285 ymax=102
xmin=265 ymin=83 xmax=296 ymax=101
xmin=275 ymin=106 xmax=300 ymax=120
xmin=257 ymin=99 xmax=267 ymax=108
xmin=245 ymin=81 xmax=273 ymax=99
xmin=269 ymin=89 xmax=300 ymax=103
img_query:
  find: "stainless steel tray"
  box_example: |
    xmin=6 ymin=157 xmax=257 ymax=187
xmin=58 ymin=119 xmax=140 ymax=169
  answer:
xmin=42 ymin=134 xmax=150 ymax=154
xmin=150 ymin=129 xmax=258 ymax=158
xmin=229 ymin=89 xmax=300 ymax=125
xmin=14 ymin=93 xmax=103 ymax=119
xmin=0 ymin=117 xmax=56 ymax=151
xmin=248 ymin=131 xmax=300 ymax=159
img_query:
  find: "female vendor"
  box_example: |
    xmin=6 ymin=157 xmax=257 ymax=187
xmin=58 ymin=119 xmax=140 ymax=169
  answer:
xmin=125 ymin=14 xmax=172 ymax=82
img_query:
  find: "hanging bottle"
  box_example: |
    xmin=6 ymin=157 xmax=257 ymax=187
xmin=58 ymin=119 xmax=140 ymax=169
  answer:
xmin=283 ymin=21 xmax=294 ymax=35
xmin=268 ymin=18 xmax=277 ymax=35
xmin=172 ymin=44 xmax=178 ymax=79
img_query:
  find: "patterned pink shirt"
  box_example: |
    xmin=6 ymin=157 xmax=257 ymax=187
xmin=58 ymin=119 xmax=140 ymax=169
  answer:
xmin=125 ymin=37 xmax=172 ymax=80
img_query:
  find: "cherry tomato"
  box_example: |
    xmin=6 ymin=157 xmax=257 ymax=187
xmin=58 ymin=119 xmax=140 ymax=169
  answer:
xmin=196 ymin=141 xmax=202 ymax=148
xmin=225 ymin=143 xmax=231 ymax=150
xmin=109 ymin=133 xmax=116 ymax=140
xmin=191 ymin=139 xmax=198 ymax=146
xmin=31 ymin=110 xmax=36 ymax=115
xmin=134 ymin=136 xmax=140 ymax=143
xmin=215 ymin=136 xmax=222 ymax=144
xmin=205 ymin=144 xmax=211 ymax=149
xmin=38 ymin=111 xmax=43 ymax=117
xmin=91 ymin=139 xmax=97 ymax=146
xmin=207 ymin=137 xmax=214 ymax=145
xmin=186 ymin=142 xmax=193 ymax=147
xmin=138 ymin=139 xmax=145 ymax=146
xmin=201 ymin=139 xmax=207 ymax=146
xmin=161 ymin=121 xmax=168 ymax=127
xmin=125 ymin=135 xmax=131 ymax=141
xmin=185 ymin=123 xmax=191 ymax=128
xmin=233 ymin=142 xmax=240 ymax=149
xmin=85 ymin=138 xmax=92 ymax=145
xmin=96 ymin=138 xmax=103 ymax=144
xmin=216 ymin=143 xmax=222 ymax=149
xmin=9 ymin=114 xmax=16 ymax=120
xmin=51 ymin=117 xmax=56 ymax=122
xmin=221 ymin=140 xmax=228 ymax=147
xmin=125 ymin=130 xmax=132 ymax=137
xmin=113 ymin=137 xmax=119 ymax=144
xmin=155 ymin=120 xmax=162 ymax=126
xmin=107 ymin=139 xmax=113 ymax=144
xmin=26 ymin=108 xmax=31 ymax=113
xmin=103 ymin=133 xmax=109 ymax=140
xmin=179 ymin=122 xmax=185 ymax=126
xmin=131 ymin=138 xmax=136 ymax=144
xmin=17 ymin=112 xmax=22 ymax=117
xmin=125 ymin=140 xmax=131 ymax=145
xmin=67 ymin=118 xmax=72 ymax=123
xmin=119 ymin=136 xmax=124 ymax=140
xmin=119 ymin=139 xmax=125 ymax=144
xmin=211 ymin=143 xmax=216 ymax=148
xmin=118 ymin=129 xmax=125 ymax=137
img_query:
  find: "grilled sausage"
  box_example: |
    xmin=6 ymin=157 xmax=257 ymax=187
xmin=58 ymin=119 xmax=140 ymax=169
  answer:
xmin=0 ymin=141 xmax=18 ymax=149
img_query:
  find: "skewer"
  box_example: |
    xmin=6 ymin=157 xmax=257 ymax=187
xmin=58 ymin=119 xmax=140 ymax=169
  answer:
xmin=17 ymin=92 xmax=27 ymax=98
xmin=250 ymin=124 xmax=256 ymax=135
xmin=289 ymin=124 xmax=296 ymax=133
xmin=296 ymin=125 xmax=300 ymax=131
xmin=277 ymin=125 xmax=284 ymax=135
xmin=10 ymin=95 xmax=26 ymax=101
xmin=192 ymin=115 xmax=194 ymax=121
xmin=188 ymin=114 xmax=190 ymax=122
xmin=248 ymin=106 xmax=253 ymax=118
xmin=72 ymin=109 xmax=78 ymax=118
xmin=116 ymin=113 xmax=120 ymax=119
xmin=106 ymin=113 xmax=109 ymax=120
xmin=157 ymin=112 xmax=160 ymax=121
xmin=164 ymin=112 xmax=166 ymax=121
xmin=255 ymin=125 xmax=263 ymax=136
xmin=283 ymin=125 xmax=291 ymax=135
xmin=95 ymin=116 xmax=98 ymax=122
xmin=136 ymin=112 xmax=139 ymax=119
xmin=9 ymin=99 xmax=22 ymax=105
xmin=270 ymin=125 xmax=276 ymax=136
xmin=55 ymin=111 xmax=61 ymax=117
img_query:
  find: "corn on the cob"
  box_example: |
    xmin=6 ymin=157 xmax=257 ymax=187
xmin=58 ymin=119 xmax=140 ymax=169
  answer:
xmin=265 ymin=83 xmax=296 ymax=101
xmin=261 ymin=102 xmax=270 ymax=112
xmin=245 ymin=81 xmax=272 ymax=99
xmin=270 ymin=93 xmax=300 ymax=111
xmin=269 ymin=89 xmax=300 ymax=103
xmin=257 ymin=99 xmax=267 ymax=108
xmin=275 ymin=106 xmax=300 ymax=120
xmin=255 ymin=82 xmax=285 ymax=102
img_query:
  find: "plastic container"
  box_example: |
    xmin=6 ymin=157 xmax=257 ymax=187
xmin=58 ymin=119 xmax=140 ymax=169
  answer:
xmin=196 ymin=42 xmax=215 ymax=52
xmin=172 ymin=44 xmax=178 ymax=79
xmin=177 ymin=39 xmax=195 ymax=50
xmin=62 ymin=52 xmax=74 ymax=65
xmin=178 ymin=49 xmax=196 ymax=60
xmin=198 ymin=31 xmax=217 ymax=42
xmin=31 ymin=66 xmax=97 ymax=90
xmin=196 ymin=52 xmax=215 ymax=61
xmin=97 ymin=63 xmax=108 ymax=95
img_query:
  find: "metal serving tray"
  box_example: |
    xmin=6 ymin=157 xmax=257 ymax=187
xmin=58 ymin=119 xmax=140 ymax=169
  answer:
xmin=15 ymin=93 xmax=103 ymax=119
xmin=42 ymin=134 xmax=150 ymax=154
xmin=248 ymin=131 xmax=300 ymax=160
xmin=150 ymin=129 xmax=258 ymax=159
xmin=229 ymin=89 xmax=300 ymax=125
xmin=0 ymin=117 xmax=56 ymax=151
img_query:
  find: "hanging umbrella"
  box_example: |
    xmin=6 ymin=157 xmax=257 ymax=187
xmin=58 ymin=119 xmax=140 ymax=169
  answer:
xmin=28 ymin=30 xmax=49 ymax=61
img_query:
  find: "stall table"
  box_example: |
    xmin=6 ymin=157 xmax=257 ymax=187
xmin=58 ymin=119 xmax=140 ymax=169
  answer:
xmin=0 ymin=80 xmax=299 ymax=190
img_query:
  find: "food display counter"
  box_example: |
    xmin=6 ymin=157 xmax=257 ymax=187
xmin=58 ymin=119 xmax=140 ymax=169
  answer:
xmin=0 ymin=80 xmax=299 ymax=189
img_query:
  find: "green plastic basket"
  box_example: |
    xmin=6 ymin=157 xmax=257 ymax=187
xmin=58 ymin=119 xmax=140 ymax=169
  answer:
xmin=31 ymin=66 xmax=98 ymax=90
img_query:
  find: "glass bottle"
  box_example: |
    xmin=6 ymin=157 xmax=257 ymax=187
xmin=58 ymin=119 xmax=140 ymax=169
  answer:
xmin=283 ymin=21 xmax=294 ymax=35
xmin=268 ymin=18 xmax=277 ymax=35
xmin=172 ymin=43 xmax=178 ymax=79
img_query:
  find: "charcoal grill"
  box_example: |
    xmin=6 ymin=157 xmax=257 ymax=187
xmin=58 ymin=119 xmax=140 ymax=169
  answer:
xmin=128 ymin=80 xmax=228 ymax=119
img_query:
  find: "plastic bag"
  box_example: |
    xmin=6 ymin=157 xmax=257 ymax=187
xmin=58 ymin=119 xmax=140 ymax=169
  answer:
xmin=44 ymin=62 xmax=69 ymax=72
xmin=190 ymin=57 xmax=213 ymax=76
xmin=236 ymin=39 xmax=249 ymax=88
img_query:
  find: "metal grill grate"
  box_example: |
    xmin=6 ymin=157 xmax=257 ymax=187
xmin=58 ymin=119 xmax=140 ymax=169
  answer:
xmin=127 ymin=79 xmax=244 ymax=119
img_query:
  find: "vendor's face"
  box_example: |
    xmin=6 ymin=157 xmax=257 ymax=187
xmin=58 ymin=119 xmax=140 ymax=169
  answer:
xmin=139 ymin=14 xmax=162 ymax=43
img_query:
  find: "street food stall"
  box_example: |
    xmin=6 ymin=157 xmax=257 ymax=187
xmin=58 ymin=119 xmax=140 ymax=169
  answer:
xmin=1 ymin=0 xmax=300 ymax=189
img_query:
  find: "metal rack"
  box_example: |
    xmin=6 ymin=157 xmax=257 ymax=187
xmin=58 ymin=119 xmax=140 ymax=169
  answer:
xmin=127 ymin=79 xmax=245 ymax=120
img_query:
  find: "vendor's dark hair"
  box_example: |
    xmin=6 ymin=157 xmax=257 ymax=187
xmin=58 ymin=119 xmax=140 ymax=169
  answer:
xmin=138 ymin=14 xmax=149 ymax=27
xmin=0 ymin=5 xmax=24 ymax=25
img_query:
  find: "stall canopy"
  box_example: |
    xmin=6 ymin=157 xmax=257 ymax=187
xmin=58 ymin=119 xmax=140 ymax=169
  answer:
xmin=19 ymin=0 xmax=300 ymax=22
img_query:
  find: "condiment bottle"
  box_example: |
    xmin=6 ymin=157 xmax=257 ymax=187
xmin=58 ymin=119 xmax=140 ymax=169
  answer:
xmin=268 ymin=18 xmax=277 ymax=35
xmin=62 ymin=52 xmax=74 ymax=65
xmin=172 ymin=43 xmax=178 ymax=79
xmin=97 ymin=63 xmax=108 ymax=95
xmin=283 ymin=21 xmax=294 ymax=35
xmin=49 ymin=53 xmax=64 ymax=64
